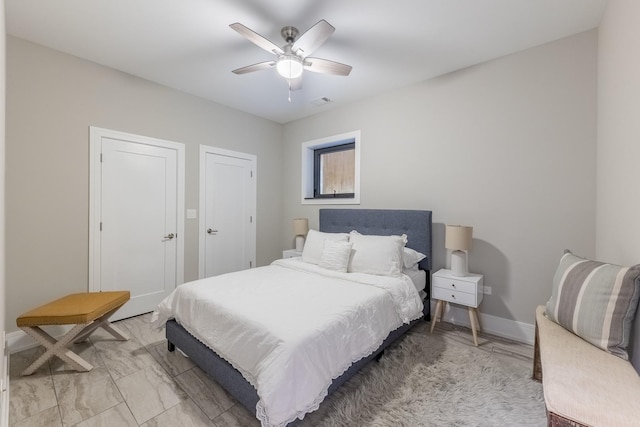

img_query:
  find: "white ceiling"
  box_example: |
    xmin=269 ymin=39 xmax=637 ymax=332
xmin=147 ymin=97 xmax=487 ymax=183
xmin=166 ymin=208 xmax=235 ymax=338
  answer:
xmin=5 ymin=0 xmax=607 ymax=124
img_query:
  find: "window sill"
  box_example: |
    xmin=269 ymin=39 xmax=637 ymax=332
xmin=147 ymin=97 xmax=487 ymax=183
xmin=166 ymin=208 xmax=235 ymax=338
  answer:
xmin=301 ymin=196 xmax=360 ymax=205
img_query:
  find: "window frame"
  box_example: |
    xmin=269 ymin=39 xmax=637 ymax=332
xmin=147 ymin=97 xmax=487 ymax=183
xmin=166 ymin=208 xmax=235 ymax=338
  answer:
xmin=313 ymin=142 xmax=356 ymax=199
xmin=301 ymin=130 xmax=361 ymax=205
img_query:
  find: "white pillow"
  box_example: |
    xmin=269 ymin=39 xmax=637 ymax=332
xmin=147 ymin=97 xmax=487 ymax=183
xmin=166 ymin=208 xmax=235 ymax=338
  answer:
xmin=302 ymin=230 xmax=349 ymax=265
xmin=348 ymin=232 xmax=407 ymax=276
xmin=403 ymin=263 xmax=421 ymax=274
xmin=403 ymin=247 xmax=427 ymax=269
xmin=319 ymin=240 xmax=353 ymax=273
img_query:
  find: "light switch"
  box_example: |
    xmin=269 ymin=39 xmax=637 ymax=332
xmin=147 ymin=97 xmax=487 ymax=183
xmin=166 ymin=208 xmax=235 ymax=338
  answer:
xmin=186 ymin=209 xmax=197 ymax=219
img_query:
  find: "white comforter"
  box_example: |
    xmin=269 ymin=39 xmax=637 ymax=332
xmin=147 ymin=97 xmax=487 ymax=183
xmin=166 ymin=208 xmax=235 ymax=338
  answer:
xmin=152 ymin=258 xmax=423 ymax=427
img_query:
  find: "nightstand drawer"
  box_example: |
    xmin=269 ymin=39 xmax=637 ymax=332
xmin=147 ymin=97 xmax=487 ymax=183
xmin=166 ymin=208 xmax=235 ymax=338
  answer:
xmin=432 ymin=287 xmax=477 ymax=306
xmin=432 ymin=275 xmax=477 ymax=294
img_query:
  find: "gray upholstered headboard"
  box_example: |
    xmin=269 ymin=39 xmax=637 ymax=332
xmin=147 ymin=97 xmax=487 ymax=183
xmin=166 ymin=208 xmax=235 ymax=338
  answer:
xmin=319 ymin=209 xmax=433 ymax=271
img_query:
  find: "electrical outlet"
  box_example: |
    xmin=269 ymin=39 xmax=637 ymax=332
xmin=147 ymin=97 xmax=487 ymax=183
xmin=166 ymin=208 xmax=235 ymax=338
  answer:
xmin=483 ymin=286 xmax=492 ymax=295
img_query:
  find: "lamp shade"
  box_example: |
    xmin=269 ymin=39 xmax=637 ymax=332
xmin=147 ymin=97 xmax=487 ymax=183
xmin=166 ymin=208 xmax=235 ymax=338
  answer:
xmin=445 ymin=225 xmax=473 ymax=251
xmin=293 ymin=218 xmax=309 ymax=236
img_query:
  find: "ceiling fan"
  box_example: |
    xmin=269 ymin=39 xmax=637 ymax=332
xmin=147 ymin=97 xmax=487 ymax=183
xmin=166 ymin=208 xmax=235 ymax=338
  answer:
xmin=230 ymin=19 xmax=352 ymax=91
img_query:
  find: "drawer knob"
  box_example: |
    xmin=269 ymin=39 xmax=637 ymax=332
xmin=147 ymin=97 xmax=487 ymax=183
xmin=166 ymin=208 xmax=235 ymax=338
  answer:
xmin=451 ymin=294 xmax=456 ymax=299
xmin=451 ymin=283 xmax=456 ymax=288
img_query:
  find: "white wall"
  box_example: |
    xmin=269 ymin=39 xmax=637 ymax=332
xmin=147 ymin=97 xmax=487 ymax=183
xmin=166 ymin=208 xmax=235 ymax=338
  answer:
xmin=5 ymin=37 xmax=284 ymax=334
xmin=283 ymin=31 xmax=598 ymax=328
xmin=596 ymin=0 xmax=640 ymax=369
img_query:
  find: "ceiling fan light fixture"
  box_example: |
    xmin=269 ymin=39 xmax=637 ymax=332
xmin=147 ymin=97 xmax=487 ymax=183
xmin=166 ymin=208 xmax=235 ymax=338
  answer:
xmin=276 ymin=55 xmax=303 ymax=79
xmin=231 ymin=20 xmax=351 ymax=88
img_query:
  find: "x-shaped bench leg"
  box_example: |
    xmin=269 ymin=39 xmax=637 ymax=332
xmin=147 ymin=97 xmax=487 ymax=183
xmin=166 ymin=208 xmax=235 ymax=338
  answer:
xmin=20 ymin=323 xmax=93 ymax=375
xmin=20 ymin=309 xmax=129 ymax=376
xmin=72 ymin=307 xmax=129 ymax=344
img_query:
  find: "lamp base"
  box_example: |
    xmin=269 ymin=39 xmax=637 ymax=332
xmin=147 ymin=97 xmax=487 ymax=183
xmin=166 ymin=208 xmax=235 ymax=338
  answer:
xmin=295 ymin=236 xmax=305 ymax=252
xmin=451 ymin=250 xmax=468 ymax=277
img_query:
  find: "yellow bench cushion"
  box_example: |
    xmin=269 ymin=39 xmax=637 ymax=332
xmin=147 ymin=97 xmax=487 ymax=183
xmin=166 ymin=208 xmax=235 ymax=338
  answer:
xmin=17 ymin=291 xmax=130 ymax=327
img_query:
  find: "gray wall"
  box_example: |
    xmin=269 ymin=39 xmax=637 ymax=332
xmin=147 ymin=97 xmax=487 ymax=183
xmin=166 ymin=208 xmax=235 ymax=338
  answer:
xmin=596 ymin=1 xmax=640 ymax=266
xmin=596 ymin=0 xmax=640 ymax=369
xmin=0 ymin=0 xmax=6 ymax=355
xmin=282 ymin=31 xmax=598 ymax=325
xmin=5 ymin=36 xmax=284 ymax=333
xmin=4 ymin=29 xmax=600 ymax=334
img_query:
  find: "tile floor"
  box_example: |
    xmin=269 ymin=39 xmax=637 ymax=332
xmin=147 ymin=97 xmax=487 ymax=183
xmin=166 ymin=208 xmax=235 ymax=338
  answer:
xmin=8 ymin=313 xmax=535 ymax=427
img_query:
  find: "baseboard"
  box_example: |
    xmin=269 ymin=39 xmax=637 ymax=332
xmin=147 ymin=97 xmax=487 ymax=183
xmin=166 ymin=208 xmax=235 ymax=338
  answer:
xmin=432 ymin=301 xmax=535 ymax=345
xmin=7 ymin=325 xmax=74 ymax=354
xmin=1 ymin=332 xmax=9 ymax=427
xmin=8 ymin=305 xmax=535 ymax=352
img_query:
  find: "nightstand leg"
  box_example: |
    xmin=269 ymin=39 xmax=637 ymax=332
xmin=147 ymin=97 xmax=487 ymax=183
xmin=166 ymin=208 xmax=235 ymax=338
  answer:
xmin=473 ymin=309 xmax=482 ymax=332
xmin=468 ymin=308 xmax=479 ymax=346
xmin=430 ymin=300 xmax=443 ymax=333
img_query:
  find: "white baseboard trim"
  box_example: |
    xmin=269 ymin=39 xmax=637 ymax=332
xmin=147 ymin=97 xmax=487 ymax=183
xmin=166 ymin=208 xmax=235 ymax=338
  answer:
xmin=1 ymin=332 xmax=9 ymax=427
xmin=432 ymin=301 xmax=535 ymax=345
xmin=9 ymin=305 xmax=535 ymax=352
xmin=7 ymin=325 xmax=74 ymax=354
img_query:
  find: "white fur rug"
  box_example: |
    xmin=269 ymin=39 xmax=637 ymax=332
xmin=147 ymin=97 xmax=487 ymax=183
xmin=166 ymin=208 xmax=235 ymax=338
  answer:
xmin=299 ymin=327 xmax=546 ymax=427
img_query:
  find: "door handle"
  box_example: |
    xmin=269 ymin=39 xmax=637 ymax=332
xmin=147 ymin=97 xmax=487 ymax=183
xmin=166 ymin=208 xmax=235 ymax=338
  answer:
xmin=207 ymin=228 xmax=218 ymax=235
xmin=164 ymin=233 xmax=175 ymax=240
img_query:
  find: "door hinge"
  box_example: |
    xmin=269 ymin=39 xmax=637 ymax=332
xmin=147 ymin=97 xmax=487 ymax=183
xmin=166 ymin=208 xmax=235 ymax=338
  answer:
xmin=250 ymin=260 xmax=253 ymax=268
xmin=250 ymin=170 xmax=253 ymax=178
xmin=250 ymin=216 xmax=253 ymax=223
xmin=100 ymin=222 xmax=102 ymax=231
xmin=100 ymin=153 xmax=103 ymax=163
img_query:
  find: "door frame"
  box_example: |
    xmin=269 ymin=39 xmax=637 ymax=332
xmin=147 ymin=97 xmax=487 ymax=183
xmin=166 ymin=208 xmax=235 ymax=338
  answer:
xmin=199 ymin=145 xmax=256 ymax=279
xmin=89 ymin=126 xmax=185 ymax=293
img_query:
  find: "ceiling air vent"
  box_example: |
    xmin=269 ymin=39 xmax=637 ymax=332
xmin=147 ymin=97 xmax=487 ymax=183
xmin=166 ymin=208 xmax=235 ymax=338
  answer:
xmin=310 ymin=97 xmax=332 ymax=107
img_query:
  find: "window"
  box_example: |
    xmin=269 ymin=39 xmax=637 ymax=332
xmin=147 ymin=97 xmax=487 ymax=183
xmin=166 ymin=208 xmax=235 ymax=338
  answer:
xmin=301 ymin=131 xmax=360 ymax=205
xmin=314 ymin=143 xmax=355 ymax=198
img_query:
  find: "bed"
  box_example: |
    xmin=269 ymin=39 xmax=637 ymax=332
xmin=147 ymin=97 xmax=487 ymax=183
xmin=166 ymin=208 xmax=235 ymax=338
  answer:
xmin=154 ymin=208 xmax=432 ymax=426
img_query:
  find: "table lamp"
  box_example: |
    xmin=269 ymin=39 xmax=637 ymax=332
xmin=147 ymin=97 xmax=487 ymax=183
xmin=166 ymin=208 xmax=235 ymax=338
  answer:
xmin=293 ymin=218 xmax=309 ymax=251
xmin=445 ymin=225 xmax=473 ymax=277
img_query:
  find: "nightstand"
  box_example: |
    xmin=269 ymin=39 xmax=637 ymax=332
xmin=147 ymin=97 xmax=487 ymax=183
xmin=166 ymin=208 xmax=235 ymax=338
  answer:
xmin=430 ymin=268 xmax=484 ymax=346
xmin=282 ymin=249 xmax=302 ymax=259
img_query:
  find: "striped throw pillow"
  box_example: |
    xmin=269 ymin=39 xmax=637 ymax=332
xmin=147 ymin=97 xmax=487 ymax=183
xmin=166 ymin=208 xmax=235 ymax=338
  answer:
xmin=545 ymin=251 xmax=640 ymax=359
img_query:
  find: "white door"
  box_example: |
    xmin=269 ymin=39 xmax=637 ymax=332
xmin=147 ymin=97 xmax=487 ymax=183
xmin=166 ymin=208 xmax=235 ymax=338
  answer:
xmin=199 ymin=146 xmax=256 ymax=278
xmin=90 ymin=127 xmax=185 ymax=320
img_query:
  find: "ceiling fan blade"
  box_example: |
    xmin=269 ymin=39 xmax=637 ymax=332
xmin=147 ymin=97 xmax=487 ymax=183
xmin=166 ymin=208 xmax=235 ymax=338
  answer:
xmin=292 ymin=19 xmax=335 ymax=57
xmin=288 ymin=76 xmax=303 ymax=91
xmin=230 ymin=23 xmax=284 ymax=55
xmin=232 ymin=61 xmax=276 ymax=75
xmin=304 ymin=57 xmax=352 ymax=76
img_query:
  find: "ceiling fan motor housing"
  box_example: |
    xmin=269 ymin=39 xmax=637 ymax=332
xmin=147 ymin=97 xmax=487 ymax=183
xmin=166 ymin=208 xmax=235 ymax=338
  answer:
xmin=281 ymin=26 xmax=299 ymax=43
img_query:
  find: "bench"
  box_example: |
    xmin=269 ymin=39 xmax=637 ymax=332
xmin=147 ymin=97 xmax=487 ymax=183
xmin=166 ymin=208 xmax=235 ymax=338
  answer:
xmin=533 ymin=305 xmax=640 ymax=426
xmin=16 ymin=291 xmax=130 ymax=375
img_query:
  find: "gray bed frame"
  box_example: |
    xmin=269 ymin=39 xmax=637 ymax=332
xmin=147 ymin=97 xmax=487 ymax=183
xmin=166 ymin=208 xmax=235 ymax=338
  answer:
xmin=166 ymin=208 xmax=432 ymax=424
